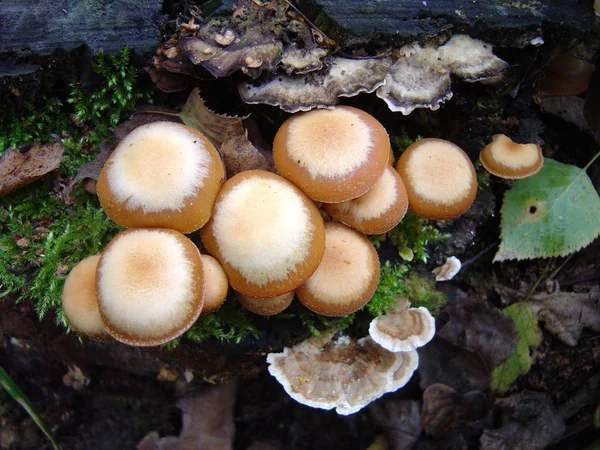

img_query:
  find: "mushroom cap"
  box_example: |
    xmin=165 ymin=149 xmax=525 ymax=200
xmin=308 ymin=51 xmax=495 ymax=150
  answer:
xmin=536 ymin=54 xmax=595 ymax=96
xmin=61 ymin=254 xmax=109 ymax=339
xmin=369 ymin=298 xmax=435 ymax=352
xmin=395 ymin=138 xmax=477 ymax=220
xmin=296 ymin=222 xmax=380 ymax=317
xmin=323 ymin=166 xmax=409 ymax=235
xmin=267 ymin=332 xmax=417 ymax=415
xmin=201 ymin=170 xmax=325 ymax=298
xmin=97 ymin=121 xmax=225 ymax=234
xmin=273 ymin=105 xmax=390 ymax=203
xmin=479 ymin=134 xmax=543 ymax=179
xmin=200 ymin=254 xmax=229 ymax=314
xmin=97 ymin=228 xmax=205 ymax=346
xmin=237 ymin=290 xmax=294 ymax=316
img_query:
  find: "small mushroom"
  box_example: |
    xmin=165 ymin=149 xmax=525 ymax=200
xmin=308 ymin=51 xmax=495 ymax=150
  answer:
xmin=267 ymin=332 xmax=418 ymax=415
xmin=396 ymin=138 xmax=477 ymax=220
xmin=61 ymin=254 xmax=109 ymax=340
xmin=432 ymin=256 xmax=462 ymax=281
xmin=536 ymin=54 xmax=595 ymax=96
xmin=200 ymin=254 xmax=229 ymax=314
xmin=273 ymin=105 xmax=391 ymax=203
xmin=479 ymin=134 xmax=543 ymax=179
xmin=97 ymin=122 xmax=225 ymax=234
xmin=296 ymin=222 xmax=380 ymax=316
xmin=201 ymin=170 xmax=325 ymax=298
xmin=369 ymin=297 xmax=435 ymax=352
xmin=237 ymin=291 xmax=294 ymax=316
xmin=97 ymin=228 xmax=205 ymax=346
xmin=322 ymin=166 xmax=409 ymax=235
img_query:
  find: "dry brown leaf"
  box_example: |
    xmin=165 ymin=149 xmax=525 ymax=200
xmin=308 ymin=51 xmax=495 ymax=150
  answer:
xmin=0 ymin=142 xmax=64 ymax=197
xmin=220 ymin=134 xmax=275 ymax=177
xmin=368 ymin=400 xmax=422 ymax=450
xmin=178 ymin=88 xmax=247 ymax=149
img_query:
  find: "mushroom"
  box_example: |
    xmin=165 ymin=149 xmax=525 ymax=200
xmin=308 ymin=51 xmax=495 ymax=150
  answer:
xmin=96 ymin=228 xmax=205 ymax=346
xmin=97 ymin=121 xmax=225 ymax=234
xmin=273 ymin=105 xmax=391 ymax=203
xmin=322 ymin=166 xmax=409 ymax=235
xmin=296 ymin=222 xmax=380 ymax=317
xmin=536 ymin=54 xmax=595 ymax=96
xmin=61 ymin=254 xmax=109 ymax=340
xmin=201 ymin=170 xmax=325 ymax=298
xmin=200 ymin=254 xmax=229 ymax=314
xmin=369 ymin=297 xmax=435 ymax=352
xmin=432 ymin=256 xmax=462 ymax=281
xmin=395 ymin=138 xmax=477 ymax=220
xmin=266 ymin=332 xmax=418 ymax=415
xmin=479 ymin=134 xmax=543 ymax=179
xmin=237 ymin=291 xmax=294 ymax=316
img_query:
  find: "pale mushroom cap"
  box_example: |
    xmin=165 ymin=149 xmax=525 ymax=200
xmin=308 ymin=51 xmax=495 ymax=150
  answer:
xmin=432 ymin=256 xmax=462 ymax=281
xmin=97 ymin=228 xmax=204 ymax=346
xmin=97 ymin=121 xmax=225 ymax=233
xmin=237 ymin=290 xmax=294 ymax=315
xmin=296 ymin=222 xmax=380 ymax=316
xmin=62 ymin=254 xmax=108 ymax=339
xmin=323 ymin=166 xmax=409 ymax=234
xmin=479 ymin=134 xmax=543 ymax=179
xmin=200 ymin=254 xmax=229 ymax=313
xmin=267 ymin=332 xmax=414 ymax=415
xmin=396 ymin=138 xmax=477 ymax=220
xmin=369 ymin=298 xmax=435 ymax=352
xmin=273 ymin=105 xmax=390 ymax=202
xmin=201 ymin=170 xmax=325 ymax=298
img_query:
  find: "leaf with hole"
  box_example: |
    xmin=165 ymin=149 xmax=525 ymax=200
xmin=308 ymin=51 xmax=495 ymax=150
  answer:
xmin=495 ymin=158 xmax=600 ymax=261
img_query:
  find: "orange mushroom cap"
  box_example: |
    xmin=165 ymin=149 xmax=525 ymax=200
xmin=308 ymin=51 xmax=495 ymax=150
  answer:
xmin=199 ymin=254 xmax=229 ymax=314
xmin=396 ymin=138 xmax=477 ymax=220
xmin=323 ymin=165 xmax=409 ymax=235
xmin=237 ymin=290 xmax=294 ymax=316
xmin=273 ymin=105 xmax=390 ymax=203
xmin=479 ymin=134 xmax=543 ymax=179
xmin=201 ymin=170 xmax=325 ymax=298
xmin=296 ymin=222 xmax=380 ymax=317
xmin=96 ymin=228 xmax=205 ymax=346
xmin=97 ymin=121 xmax=225 ymax=234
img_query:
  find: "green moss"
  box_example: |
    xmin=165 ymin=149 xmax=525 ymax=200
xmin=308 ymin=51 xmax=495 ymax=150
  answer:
xmin=401 ymin=273 xmax=447 ymax=315
xmin=366 ymin=261 xmax=409 ymax=316
xmin=388 ymin=212 xmax=450 ymax=263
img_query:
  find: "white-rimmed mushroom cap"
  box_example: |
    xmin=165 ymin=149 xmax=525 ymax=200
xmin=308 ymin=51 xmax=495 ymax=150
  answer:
xmin=201 ymin=170 xmax=325 ymax=298
xmin=61 ymin=254 xmax=109 ymax=340
xmin=479 ymin=134 xmax=543 ymax=179
xmin=97 ymin=121 xmax=225 ymax=233
xmin=369 ymin=298 xmax=435 ymax=352
xmin=267 ymin=332 xmax=417 ymax=415
xmin=97 ymin=228 xmax=205 ymax=346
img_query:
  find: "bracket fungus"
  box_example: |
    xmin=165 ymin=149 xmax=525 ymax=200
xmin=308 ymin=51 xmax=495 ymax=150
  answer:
xmin=323 ymin=165 xmax=409 ymax=235
xmin=273 ymin=105 xmax=391 ymax=203
xmin=97 ymin=121 xmax=225 ymax=234
xmin=61 ymin=254 xmax=109 ymax=340
xmin=396 ymin=138 xmax=477 ymax=220
xmin=296 ymin=222 xmax=380 ymax=317
xmin=267 ymin=332 xmax=419 ymax=415
xmin=96 ymin=228 xmax=205 ymax=346
xmin=432 ymin=256 xmax=462 ymax=282
xmin=369 ymin=298 xmax=435 ymax=352
xmin=201 ymin=170 xmax=325 ymax=298
xmin=479 ymin=134 xmax=543 ymax=179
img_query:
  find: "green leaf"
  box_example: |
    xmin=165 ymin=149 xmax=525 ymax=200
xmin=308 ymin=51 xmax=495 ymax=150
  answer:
xmin=490 ymin=302 xmax=542 ymax=394
xmin=496 ymin=158 xmax=600 ymax=261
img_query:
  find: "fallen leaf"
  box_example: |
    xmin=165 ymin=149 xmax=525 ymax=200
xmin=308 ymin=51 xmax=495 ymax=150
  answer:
xmin=480 ymin=391 xmax=565 ymax=450
xmin=438 ymin=295 xmax=518 ymax=371
xmin=0 ymin=142 xmax=65 ymax=197
xmin=528 ymin=288 xmax=600 ymax=346
xmin=421 ymin=383 xmax=488 ymax=439
xmin=490 ymin=302 xmax=542 ymax=395
xmin=368 ymin=400 xmax=422 ymax=450
xmin=178 ymin=88 xmax=247 ymax=149
xmin=584 ymin=67 xmax=600 ymax=139
xmin=220 ymin=134 xmax=274 ymax=177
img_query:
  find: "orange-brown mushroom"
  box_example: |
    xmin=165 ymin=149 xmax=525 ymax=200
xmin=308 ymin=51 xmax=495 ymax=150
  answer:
xmin=97 ymin=121 xmax=225 ymax=234
xmin=200 ymin=254 xmax=229 ymax=314
xmin=323 ymin=166 xmax=408 ymax=235
xmin=201 ymin=170 xmax=325 ymax=298
xmin=536 ymin=54 xmax=595 ymax=96
xmin=96 ymin=228 xmax=205 ymax=346
xmin=396 ymin=138 xmax=477 ymax=220
xmin=273 ymin=105 xmax=390 ymax=203
xmin=237 ymin=291 xmax=294 ymax=316
xmin=61 ymin=254 xmax=109 ymax=340
xmin=296 ymin=222 xmax=380 ymax=316
xmin=479 ymin=134 xmax=543 ymax=179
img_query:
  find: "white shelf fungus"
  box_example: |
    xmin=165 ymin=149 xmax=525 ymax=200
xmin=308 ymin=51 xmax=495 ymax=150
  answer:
xmin=432 ymin=256 xmax=462 ymax=281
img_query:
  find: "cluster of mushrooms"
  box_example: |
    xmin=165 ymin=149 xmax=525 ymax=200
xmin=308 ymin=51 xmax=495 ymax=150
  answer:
xmin=61 ymin=105 xmax=544 ymax=350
